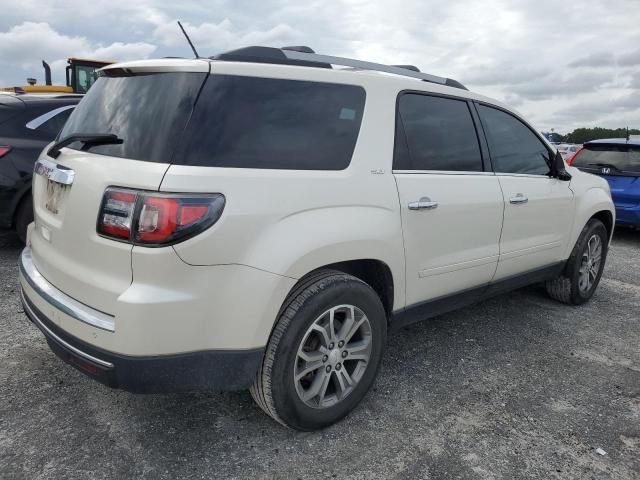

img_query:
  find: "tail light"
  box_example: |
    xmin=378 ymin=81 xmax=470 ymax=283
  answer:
xmin=565 ymin=147 xmax=582 ymax=165
xmin=0 ymin=146 xmax=12 ymax=158
xmin=98 ymin=188 xmax=225 ymax=246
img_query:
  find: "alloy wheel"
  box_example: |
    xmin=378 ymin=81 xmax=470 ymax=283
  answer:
xmin=578 ymin=234 xmax=602 ymax=292
xmin=294 ymin=304 xmax=372 ymax=409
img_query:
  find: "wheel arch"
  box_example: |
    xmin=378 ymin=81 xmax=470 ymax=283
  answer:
xmin=590 ymin=209 xmax=614 ymax=242
xmin=565 ymin=186 xmax=615 ymax=258
xmin=317 ymin=259 xmax=394 ymax=316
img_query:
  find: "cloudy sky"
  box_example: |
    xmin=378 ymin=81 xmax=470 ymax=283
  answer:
xmin=1 ymin=0 xmax=639 ymax=133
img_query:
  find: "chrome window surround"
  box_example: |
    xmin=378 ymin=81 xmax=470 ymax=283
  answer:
xmin=19 ymin=247 xmax=115 ymax=332
xmin=392 ymin=170 xmax=553 ymax=179
xmin=392 ymin=170 xmax=496 ymax=175
xmin=25 ymin=105 xmax=75 ymax=130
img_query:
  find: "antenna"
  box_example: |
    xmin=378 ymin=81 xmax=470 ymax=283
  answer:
xmin=626 ymin=126 xmax=630 ymax=142
xmin=177 ymin=21 xmax=200 ymax=58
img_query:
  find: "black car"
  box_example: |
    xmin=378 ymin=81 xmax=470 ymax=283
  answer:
xmin=0 ymin=93 xmax=81 ymax=242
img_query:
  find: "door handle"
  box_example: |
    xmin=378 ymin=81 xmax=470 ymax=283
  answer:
xmin=408 ymin=197 xmax=438 ymax=211
xmin=509 ymin=193 xmax=528 ymax=205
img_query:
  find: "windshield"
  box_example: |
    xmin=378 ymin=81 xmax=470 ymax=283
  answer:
xmin=59 ymin=72 xmax=207 ymax=163
xmin=571 ymin=144 xmax=640 ymax=174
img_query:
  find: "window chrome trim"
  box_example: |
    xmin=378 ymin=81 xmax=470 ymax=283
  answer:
xmin=495 ymin=172 xmax=552 ymax=179
xmin=392 ymin=170 xmax=496 ymax=175
xmin=25 ymin=105 xmax=75 ymax=130
xmin=19 ymin=247 xmax=115 ymax=332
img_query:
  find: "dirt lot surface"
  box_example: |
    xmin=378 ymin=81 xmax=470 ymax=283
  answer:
xmin=1 ymin=228 xmax=638 ymax=479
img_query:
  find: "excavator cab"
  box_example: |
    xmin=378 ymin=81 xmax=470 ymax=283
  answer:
xmin=66 ymin=58 xmax=112 ymax=94
xmin=1 ymin=58 xmax=113 ymax=94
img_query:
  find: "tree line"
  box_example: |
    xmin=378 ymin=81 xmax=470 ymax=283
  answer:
xmin=548 ymin=127 xmax=640 ymax=144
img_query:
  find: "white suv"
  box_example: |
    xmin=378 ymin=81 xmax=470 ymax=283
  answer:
xmin=19 ymin=46 xmax=614 ymax=430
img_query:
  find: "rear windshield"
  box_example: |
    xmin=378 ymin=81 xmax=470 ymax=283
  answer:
xmin=175 ymin=75 xmax=366 ymax=170
xmin=59 ymin=72 xmax=366 ymax=170
xmin=59 ymin=72 xmax=207 ymax=163
xmin=572 ymin=144 xmax=640 ymax=174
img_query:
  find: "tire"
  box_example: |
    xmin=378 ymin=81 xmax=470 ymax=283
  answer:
xmin=251 ymin=269 xmax=387 ymax=430
xmin=546 ymin=218 xmax=608 ymax=305
xmin=15 ymin=194 xmax=33 ymax=244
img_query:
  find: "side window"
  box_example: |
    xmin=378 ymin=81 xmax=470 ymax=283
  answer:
xmin=478 ymin=105 xmax=550 ymax=175
xmin=178 ymin=75 xmax=366 ymax=170
xmin=394 ymin=93 xmax=483 ymax=171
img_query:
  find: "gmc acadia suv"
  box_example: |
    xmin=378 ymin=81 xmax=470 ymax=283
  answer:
xmin=19 ymin=46 xmax=615 ymax=430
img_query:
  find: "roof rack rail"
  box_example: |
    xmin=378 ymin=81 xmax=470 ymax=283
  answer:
xmin=211 ymin=46 xmax=467 ymax=90
xmin=392 ymin=64 xmax=421 ymax=72
xmin=212 ymin=46 xmax=332 ymax=69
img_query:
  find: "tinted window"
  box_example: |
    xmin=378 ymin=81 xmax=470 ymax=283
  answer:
xmin=177 ymin=75 xmax=366 ymax=170
xmin=60 ymin=72 xmax=207 ymax=163
xmin=0 ymin=96 xmax=24 ymax=125
xmin=572 ymin=144 xmax=640 ymax=174
xmin=35 ymin=107 xmax=73 ymax=136
xmin=394 ymin=94 xmax=482 ymax=171
xmin=478 ymin=105 xmax=550 ymax=175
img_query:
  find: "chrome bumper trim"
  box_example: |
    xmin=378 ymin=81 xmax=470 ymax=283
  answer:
xmin=19 ymin=247 xmax=115 ymax=332
xmin=21 ymin=289 xmax=114 ymax=368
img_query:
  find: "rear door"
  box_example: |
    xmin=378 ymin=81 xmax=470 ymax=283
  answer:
xmin=29 ymin=67 xmax=208 ymax=314
xmin=476 ymin=104 xmax=574 ymax=280
xmin=393 ymin=93 xmax=504 ymax=306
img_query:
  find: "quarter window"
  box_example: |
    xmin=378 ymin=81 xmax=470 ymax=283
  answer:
xmin=478 ymin=105 xmax=550 ymax=175
xmin=394 ymin=94 xmax=483 ymax=171
xmin=178 ymin=75 xmax=366 ymax=170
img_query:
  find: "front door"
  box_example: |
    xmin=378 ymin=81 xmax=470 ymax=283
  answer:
xmin=476 ymin=104 xmax=574 ymax=280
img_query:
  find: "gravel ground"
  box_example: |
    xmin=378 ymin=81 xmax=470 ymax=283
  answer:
xmin=0 ymin=228 xmax=638 ymax=480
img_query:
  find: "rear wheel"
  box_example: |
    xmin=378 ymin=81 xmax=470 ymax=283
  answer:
xmin=546 ymin=218 xmax=608 ymax=305
xmin=251 ymin=270 xmax=386 ymax=430
xmin=15 ymin=194 xmax=33 ymax=244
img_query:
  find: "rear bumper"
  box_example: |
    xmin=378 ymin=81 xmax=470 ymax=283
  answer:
xmin=21 ymin=288 xmax=264 ymax=393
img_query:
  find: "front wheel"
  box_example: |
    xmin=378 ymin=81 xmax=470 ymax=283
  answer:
xmin=251 ymin=270 xmax=387 ymax=430
xmin=546 ymin=218 xmax=609 ymax=305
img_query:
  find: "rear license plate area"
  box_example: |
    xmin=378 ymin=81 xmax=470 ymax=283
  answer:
xmin=44 ymin=179 xmax=68 ymax=215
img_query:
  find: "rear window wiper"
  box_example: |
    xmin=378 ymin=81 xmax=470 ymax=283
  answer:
xmin=47 ymin=133 xmax=123 ymax=159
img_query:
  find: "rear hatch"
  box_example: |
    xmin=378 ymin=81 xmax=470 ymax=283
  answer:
xmin=30 ymin=62 xmax=209 ymax=313
xmin=571 ymin=142 xmax=640 ymax=208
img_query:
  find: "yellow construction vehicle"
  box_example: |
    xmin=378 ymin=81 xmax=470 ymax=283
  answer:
xmin=1 ymin=58 xmax=114 ymax=94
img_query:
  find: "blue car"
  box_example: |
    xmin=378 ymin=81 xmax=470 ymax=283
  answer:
xmin=570 ymin=138 xmax=640 ymax=228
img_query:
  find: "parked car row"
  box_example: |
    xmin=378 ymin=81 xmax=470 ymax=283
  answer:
xmin=0 ymin=92 xmax=81 ymax=241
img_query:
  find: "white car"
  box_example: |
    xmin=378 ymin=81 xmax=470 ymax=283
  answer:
xmin=19 ymin=46 xmax=614 ymax=430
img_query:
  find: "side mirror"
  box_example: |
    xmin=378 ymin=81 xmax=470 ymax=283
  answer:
xmin=551 ymin=150 xmax=572 ymax=181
